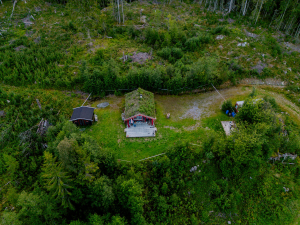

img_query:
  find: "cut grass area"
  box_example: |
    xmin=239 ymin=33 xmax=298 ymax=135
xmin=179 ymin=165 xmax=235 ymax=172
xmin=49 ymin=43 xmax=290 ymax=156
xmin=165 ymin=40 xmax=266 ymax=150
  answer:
xmin=83 ymin=86 xmax=300 ymax=162
xmin=84 ymin=88 xmax=254 ymax=161
xmin=86 ymin=96 xmax=207 ymax=161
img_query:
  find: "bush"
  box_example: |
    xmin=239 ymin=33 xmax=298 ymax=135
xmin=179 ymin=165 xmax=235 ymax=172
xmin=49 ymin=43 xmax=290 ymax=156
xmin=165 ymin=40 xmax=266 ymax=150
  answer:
xmin=185 ymin=34 xmax=213 ymax=51
xmin=263 ymin=95 xmax=278 ymax=110
xmin=266 ymin=36 xmax=282 ymax=57
xmin=157 ymin=47 xmax=172 ymax=60
xmin=157 ymin=47 xmax=183 ymax=62
xmin=221 ymin=100 xmax=233 ymax=113
xmin=286 ymin=85 xmax=300 ymax=93
xmin=211 ymin=26 xmax=230 ymax=36
xmin=145 ymin=28 xmax=160 ymax=46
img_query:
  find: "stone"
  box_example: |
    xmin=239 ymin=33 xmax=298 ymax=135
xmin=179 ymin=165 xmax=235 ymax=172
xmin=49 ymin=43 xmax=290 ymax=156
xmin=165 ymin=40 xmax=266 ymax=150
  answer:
xmin=237 ymin=42 xmax=248 ymax=47
xmin=219 ymin=45 xmax=223 ymax=49
xmin=216 ymin=35 xmax=225 ymax=40
xmin=25 ymin=30 xmax=34 ymax=37
xmin=22 ymin=15 xmax=34 ymax=27
xmin=97 ymin=102 xmax=109 ymax=108
xmin=227 ymin=18 xmax=235 ymax=24
xmin=140 ymin=16 xmax=147 ymax=23
xmin=244 ymin=29 xmax=259 ymax=38
xmin=0 ymin=111 xmax=5 ymax=117
xmin=34 ymin=36 xmax=41 ymax=44
xmin=251 ymin=62 xmax=267 ymax=74
xmin=14 ymin=45 xmax=26 ymax=51
xmin=35 ymin=7 xmax=42 ymax=12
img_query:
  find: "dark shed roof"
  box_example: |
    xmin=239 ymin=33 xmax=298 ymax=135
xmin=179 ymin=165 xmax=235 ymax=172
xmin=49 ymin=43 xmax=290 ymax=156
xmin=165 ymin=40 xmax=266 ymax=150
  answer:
xmin=70 ymin=107 xmax=94 ymax=121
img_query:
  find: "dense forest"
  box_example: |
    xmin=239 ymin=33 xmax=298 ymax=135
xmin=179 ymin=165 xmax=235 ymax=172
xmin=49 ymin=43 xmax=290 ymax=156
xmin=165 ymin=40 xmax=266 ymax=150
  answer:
xmin=1 ymin=0 xmax=300 ymax=224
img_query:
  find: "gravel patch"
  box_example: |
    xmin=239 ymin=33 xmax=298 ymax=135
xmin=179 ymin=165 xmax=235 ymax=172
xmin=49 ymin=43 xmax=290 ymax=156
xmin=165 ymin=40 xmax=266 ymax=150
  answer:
xmin=130 ymin=52 xmax=151 ymax=64
xmin=251 ymin=61 xmax=267 ymax=74
xmin=14 ymin=45 xmax=26 ymax=51
xmin=284 ymin=42 xmax=300 ymax=53
xmin=244 ymin=29 xmax=259 ymax=38
xmin=97 ymin=102 xmax=110 ymax=108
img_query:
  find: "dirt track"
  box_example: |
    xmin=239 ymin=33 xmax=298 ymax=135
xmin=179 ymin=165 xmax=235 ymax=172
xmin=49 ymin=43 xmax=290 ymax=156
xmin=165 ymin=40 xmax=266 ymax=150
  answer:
xmin=156 ymin=86 xmax=300 ymax=124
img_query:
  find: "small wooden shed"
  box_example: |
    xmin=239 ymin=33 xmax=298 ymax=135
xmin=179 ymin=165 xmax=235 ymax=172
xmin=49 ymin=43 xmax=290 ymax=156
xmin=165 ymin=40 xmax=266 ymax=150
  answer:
xmin=70 ymin=106 xmax=95 ymax=126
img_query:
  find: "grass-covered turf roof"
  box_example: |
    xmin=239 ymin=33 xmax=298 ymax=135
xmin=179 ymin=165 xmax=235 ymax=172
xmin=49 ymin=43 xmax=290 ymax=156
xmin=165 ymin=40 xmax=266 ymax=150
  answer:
xmin=125 ymin=88 xmax=155 ymax=119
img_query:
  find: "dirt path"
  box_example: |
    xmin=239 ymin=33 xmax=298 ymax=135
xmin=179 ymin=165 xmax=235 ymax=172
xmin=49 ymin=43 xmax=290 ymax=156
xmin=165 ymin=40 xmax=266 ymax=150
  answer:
xmin=156 ymin=86 xmax=300 ymax=124
xmin=239 ymin=78 xmax=288 ymax=86
xmin=156 ymin=86 xmax=252 ymax=121
xmin=261 ymin=88 xmax=300 ymax=118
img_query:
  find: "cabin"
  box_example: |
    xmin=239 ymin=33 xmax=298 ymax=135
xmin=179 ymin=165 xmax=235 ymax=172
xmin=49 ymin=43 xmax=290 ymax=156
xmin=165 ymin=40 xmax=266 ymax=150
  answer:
xmin=70 ymin=106 xmax=95 ymax=126
xmin=123 ymin=88 xmax=157 ymax=137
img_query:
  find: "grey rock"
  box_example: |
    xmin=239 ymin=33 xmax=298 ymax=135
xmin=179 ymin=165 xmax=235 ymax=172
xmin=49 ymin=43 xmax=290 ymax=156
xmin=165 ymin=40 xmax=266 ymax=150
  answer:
xmin=35 ymin=7 xmax=42 ymax=12
xmin=22 ymin=15 xmax=34 ymax=27
xmin=97 ymin=102 xmax=109 ymax=108
xmin=251 ymin=62 xmax=267 ymax=74
xmin=216 ymin=35 xmax=225 ymax=40
xmin=34 ymin=36 xmax=41 ymax=44
xmin=0 ymin=111 xmax=5 ymax=117
xmin=14 ymin=45 xmax=26 ymax=51
xmin=237 ymin=42 xmax=248 ymax=47
xmin=227 ymin=18 xmax=235 ymax=24
xmin=25 ymin=30 xmax=34 ymax=37
xmin=140 ymin=16 xmax=147 ymax=23
xmin=244 ymin=29 xmax=259 ymax=38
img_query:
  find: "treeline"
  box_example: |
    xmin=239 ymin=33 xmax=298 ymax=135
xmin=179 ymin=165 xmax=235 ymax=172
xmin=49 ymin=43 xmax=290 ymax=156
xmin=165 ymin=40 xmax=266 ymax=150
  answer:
xmin=82 ymin=56 xmax=235 ymax=95
xmin=201 ymin=0 xmax=300 ymax=37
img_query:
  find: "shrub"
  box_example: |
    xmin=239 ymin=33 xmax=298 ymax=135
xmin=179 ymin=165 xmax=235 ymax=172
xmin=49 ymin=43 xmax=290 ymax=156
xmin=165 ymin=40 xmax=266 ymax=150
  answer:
xmin=185 ymin=34 xmax=212 ymax=51
xmin=145 ymin=28 xmax=160 ymax=45
xmin=171 ymin=48 xmax=183 ymax=60
xmin=249 ymin=87 xmax=257 ymax=98
xmin=263 ymin=95 xmax=278 ymax=110
xmin=157 ymin=47 xmax=183 ymax=62
xmin=266 ymin=36 xmax=282 ymax=57
xmin=91 ymin=49 xmax=105 ymax=65
xmin=221 ymin=100 xmax=233 ymax=113
xmin=158 ymin=47 xmax=172 ymax=60
xmin=286 ymin=85 xmax=300 ymax=93
xmin=211 ymin=26 xmax=230 ymax=36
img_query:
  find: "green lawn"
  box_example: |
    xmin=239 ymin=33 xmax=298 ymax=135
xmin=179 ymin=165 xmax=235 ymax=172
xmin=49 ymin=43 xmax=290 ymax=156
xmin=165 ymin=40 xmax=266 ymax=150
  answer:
xmin=84 ymin=91 xmax=243 ymax=161
xmin=83 ymin=86 xmax=300 ymax=162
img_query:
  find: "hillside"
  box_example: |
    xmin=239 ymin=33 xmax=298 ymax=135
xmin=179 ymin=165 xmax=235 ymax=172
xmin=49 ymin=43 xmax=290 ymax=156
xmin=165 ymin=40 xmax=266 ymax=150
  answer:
xmin=1 ymin=0 xmax=300 ymax=224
